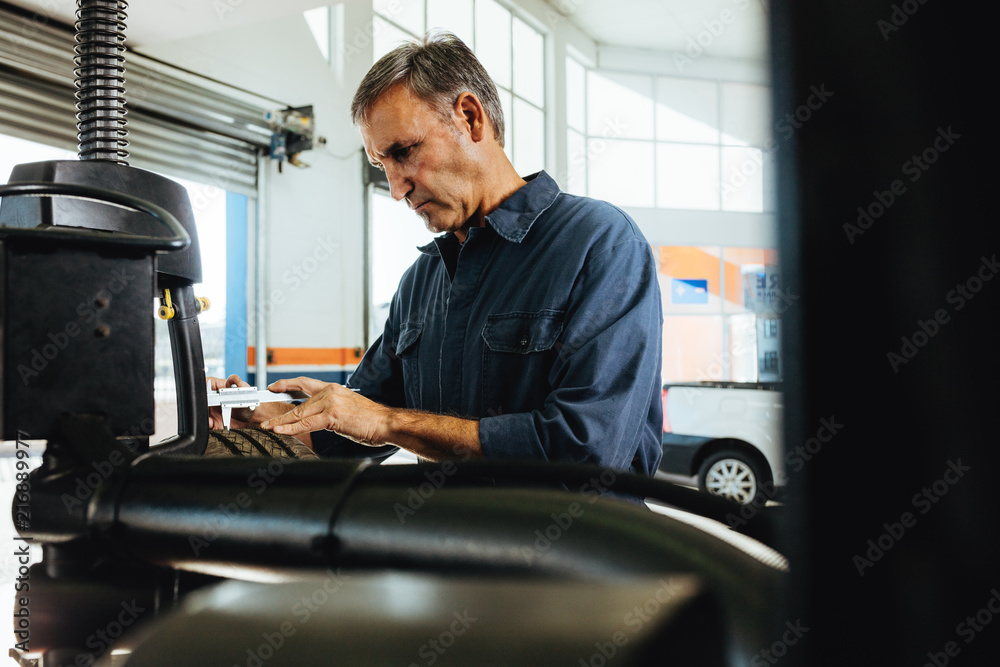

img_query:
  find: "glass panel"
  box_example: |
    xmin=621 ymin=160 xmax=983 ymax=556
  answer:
xmin=475 ymin=0 xmax=512 ymax=89
xmin=721 ymin=146 xmax=764 ymax=212
xmin=512 ymin=17 xmax=544 ymax=107
xmin=304 ymin=7 xmax=330 ymax=62
xmin=373 ymin=15 xmax=416 ymax=63
xmin=661 ymin=315 xmax=724 ymax=383
xmin=587 ymin=139 xmax=654 ymax=208
xmin=721 ymin=247 xmax=778 ymax=314
xmin=656 ymin=76 xmax=719 ymax=144
xmin=566 ymin=128 xmax=586 ymax=195
xmin=499 ymin=88 xmax=513 ymax=163
xmin=565 ymin=56 xmax=586 ymax=132
xmin=656 ymin=143 xmax=719 ymax=210
xmin=374 ymin=0 xmax=425 ymax=38
xmin=587 ymin=71 xmax=654 ymax=140
xmin=427 ymin=0 xmax=474 ymax=47
xmin=513 ymin=98 xmax=544 ymax=177
xmin=720 ymin=82 xmax=771 ymax=147
xmin=728 ymin=313 xmax=759 ymax=382
xmin=371 ymin=191 xmax=436 ymax=331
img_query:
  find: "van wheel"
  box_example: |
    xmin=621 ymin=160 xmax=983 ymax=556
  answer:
xmin=698 ymin=450 xmax=770 ymax=506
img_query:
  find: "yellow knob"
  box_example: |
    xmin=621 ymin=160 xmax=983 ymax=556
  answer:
xmin=157 ymin=288 xmax=175 ymax=320
xmin=197 ymin=296 xmax=211 ymax=313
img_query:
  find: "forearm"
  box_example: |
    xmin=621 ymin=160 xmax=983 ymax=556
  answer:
xmin=383 ymin=408 xmax=481 ymax=461
xmin=261 ymin=378 xmax=480 ymax=461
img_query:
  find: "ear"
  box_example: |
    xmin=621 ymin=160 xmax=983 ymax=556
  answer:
xmin=454 ymin=92 xmax=488 ymax=143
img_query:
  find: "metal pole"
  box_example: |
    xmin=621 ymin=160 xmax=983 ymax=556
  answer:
xmin=363 ymin=179 xmax=372 ymax=347
xmin=254 ymin=152 xmax=268 ymax=386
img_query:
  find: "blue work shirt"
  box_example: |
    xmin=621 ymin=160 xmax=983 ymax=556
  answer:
xmin=314 ymin=171 xmax=663 ymax=477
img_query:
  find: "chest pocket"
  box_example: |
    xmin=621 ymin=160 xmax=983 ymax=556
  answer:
xmin=481 ymin=309 xmax=564 ymax=416
xmin=395 ymin=322 xmax=422 ymax=408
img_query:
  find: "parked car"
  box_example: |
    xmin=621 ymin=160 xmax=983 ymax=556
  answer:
xmin=659 ymin=382 xmax=784 ymax=506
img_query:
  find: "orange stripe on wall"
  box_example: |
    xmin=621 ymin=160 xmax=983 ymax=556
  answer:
xmin=247 ymin=347 xmax=364 ymax=366
xmin=658 ymin=246 xmax=725 ymax=299
xmin=658 ymin=246 xmax=775 ymax=307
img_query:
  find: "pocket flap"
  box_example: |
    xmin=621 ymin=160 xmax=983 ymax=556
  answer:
xmin=396 ymin=322 xmax=422 ymax=355
xmin=482 ymin=310 xmax=564 ymax=353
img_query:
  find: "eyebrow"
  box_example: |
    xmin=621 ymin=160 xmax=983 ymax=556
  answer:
xmin=370 ymin=140 xmax=412 ymax=164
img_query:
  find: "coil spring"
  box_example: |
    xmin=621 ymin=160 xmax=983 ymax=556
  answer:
xmin=74 ymin=0 xmax=129 ymax=164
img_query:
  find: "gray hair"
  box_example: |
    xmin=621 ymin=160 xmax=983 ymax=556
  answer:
xmin=351 ymin=31 xmax=505 ymax=147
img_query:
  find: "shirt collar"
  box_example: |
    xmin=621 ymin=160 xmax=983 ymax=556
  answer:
xmin=417 ymin=170 xmax=560 ymax=255
xmin=484 ymin=170 xmax=560 ymax=243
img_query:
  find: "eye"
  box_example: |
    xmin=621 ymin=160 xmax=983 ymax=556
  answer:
xmin=393 ymin=144 xmax=417 ymax=162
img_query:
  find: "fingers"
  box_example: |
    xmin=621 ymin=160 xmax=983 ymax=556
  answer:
xmin=267 ymin=376 xmax=331 ymax=396
xmin=207 ymin=374 xmax=250 ymax=430
xmin=261 ymin=397 xmax=331 ymax=435
xmin=207 ymin=374 xmax=249 ymax=390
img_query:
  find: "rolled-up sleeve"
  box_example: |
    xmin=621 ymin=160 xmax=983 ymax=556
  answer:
xmin=478 ymin=234 xmax=663 ymax=473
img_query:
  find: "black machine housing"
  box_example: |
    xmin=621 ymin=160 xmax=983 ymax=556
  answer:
xmin=1 ymin=159 xmax=208 ymax=453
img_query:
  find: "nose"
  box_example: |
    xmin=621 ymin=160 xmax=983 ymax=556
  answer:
xmin=384 ymin=163 xmax=411 ymax=202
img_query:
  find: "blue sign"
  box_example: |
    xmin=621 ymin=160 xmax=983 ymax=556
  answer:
xmin=671 ymin=278 xmax=709 ymax=304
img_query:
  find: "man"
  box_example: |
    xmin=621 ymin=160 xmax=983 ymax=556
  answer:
xmin=227 ymin=32 xmax=663 ymax=482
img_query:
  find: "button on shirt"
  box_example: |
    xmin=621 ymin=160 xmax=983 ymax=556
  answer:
xmin=316 ymin=171 xmax=663 ymax=477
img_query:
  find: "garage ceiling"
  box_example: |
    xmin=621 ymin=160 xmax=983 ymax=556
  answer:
xmin=3 ymin=0 xmax=768 ymax=60
xmin=547 ymin=0 xmax=769 ymax=61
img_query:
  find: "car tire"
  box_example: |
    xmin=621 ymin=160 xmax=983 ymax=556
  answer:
xmin=698 ymin=449 xmax=771 ymax=506
xmin=205 ymin=428 xmax=318 ymax=459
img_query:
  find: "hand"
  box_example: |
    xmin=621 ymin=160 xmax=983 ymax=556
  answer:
xmin=207 ymin=374 xmax=251 ymax=430
xmin=260 ymin=377 xmax=390 ymax=446
xmin=206 ymin=374 xmax=294 ymax=430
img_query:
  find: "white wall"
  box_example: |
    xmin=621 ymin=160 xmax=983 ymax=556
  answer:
xmin=142 ymin=0 xmax=774 ymax=361
xmin=143 ymin=2 xmax=375 ymax=363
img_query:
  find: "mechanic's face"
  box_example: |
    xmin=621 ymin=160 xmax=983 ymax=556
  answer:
xmin=362 ymin=85 xmax=479 ymax=238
